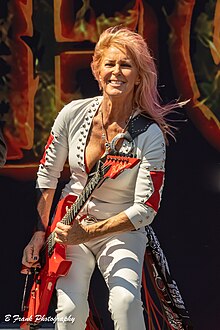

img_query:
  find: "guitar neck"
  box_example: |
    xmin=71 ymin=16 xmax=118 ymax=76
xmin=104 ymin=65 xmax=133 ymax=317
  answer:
xmin=61 ymin=168 xmax=105 ymax=226
xmin=45 ymin=162 xmax=106 ymax=257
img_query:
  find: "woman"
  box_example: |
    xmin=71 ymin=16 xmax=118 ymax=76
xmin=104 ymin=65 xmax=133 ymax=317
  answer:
xmin=22 ymin=26 xmax=184 ymax=330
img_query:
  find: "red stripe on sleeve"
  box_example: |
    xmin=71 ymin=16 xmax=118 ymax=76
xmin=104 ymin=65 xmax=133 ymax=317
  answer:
xmin=145 ymin=171 xmax=164 ymax=212
xmin=40 ymin=133 xmax=54 ymax=165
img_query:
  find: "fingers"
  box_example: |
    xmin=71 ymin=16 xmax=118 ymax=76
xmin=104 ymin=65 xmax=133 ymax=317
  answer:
xmin=54 ymin=222 xmax=72 ymax=244
xmin=22 ymin=244 xmax=40 ymax=268
xmin=32 ymin=245 xmax=41 ymax=262
xmin=56 ymin=222 xmax=71 ymax=230
xmin=54 ymin=220 xmax=88 ymax=245
xmin=21 ymin=232 xmax=45 ymax=269
xmin=54 ymin=227 xmax=68 ymax=244
xmin=22 ymin=244 xmax=33 ymax=265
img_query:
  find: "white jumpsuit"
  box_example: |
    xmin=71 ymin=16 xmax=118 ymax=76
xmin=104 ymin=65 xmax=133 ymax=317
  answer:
xmin=37 ymin=96 xmax=166 ymax=329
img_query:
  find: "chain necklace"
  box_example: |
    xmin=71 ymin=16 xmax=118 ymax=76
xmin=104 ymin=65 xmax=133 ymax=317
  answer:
xmin=99 ymin=108 xmax=134 ymax=154
xmin=100 ymin=110 xmax=111 ymax=152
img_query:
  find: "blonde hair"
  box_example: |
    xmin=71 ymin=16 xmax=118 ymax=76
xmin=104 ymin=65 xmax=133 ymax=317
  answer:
xmin=91 ymin=26 xmax=186 ymax=142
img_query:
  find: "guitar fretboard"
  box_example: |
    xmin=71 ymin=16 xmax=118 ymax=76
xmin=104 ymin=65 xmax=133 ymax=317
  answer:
xmin=47 ymin=161 xmax=107 ymax=256
xmin=61 ymin=170 xmax=103 ymax=225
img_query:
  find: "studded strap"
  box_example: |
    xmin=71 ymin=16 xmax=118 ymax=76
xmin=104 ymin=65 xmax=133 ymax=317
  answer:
xmin=127 ymin=114 xmax=154 ymax=139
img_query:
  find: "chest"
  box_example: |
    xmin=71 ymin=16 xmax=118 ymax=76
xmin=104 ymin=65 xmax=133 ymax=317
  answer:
xmin=85 ymin=118 xmax=126 ymax=172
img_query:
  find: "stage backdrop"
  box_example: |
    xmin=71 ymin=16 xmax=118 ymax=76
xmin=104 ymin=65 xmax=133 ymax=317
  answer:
xmin=0 ymin=1 xmax=219 ymax=329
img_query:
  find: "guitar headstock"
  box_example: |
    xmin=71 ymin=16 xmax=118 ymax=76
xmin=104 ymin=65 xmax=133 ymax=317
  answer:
xmin=102 ymin=155 xmax=140 ymax=179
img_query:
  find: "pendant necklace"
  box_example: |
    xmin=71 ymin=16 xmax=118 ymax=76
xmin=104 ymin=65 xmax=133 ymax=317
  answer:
xmin=100 ymin=108 xmax=134 ymax=154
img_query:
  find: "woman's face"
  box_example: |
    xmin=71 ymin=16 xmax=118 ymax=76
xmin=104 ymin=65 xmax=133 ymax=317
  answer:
xmin=99 ymin=46 xmax=140 ymax=101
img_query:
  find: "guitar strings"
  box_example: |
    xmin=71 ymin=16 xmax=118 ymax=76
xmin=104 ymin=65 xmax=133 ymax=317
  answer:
xmin=40 ymin=157 xmax=123 ymax=255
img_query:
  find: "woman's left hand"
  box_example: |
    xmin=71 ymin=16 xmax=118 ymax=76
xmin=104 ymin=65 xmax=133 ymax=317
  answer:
xmin=54 ymin=220 xmax=89 ymax=245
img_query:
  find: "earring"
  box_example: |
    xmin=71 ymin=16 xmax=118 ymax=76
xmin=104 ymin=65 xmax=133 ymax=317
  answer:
xmin=99 ymin=80 xmax=103 ymax=91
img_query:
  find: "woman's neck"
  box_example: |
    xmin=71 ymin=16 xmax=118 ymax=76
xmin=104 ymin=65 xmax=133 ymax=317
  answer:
xmin=100 ymin=96 xmax=134 ymax=127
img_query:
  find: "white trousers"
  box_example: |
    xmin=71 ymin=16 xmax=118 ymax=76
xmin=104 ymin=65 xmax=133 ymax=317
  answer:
xmin=55 ymin=230 xmax=147 ymax=330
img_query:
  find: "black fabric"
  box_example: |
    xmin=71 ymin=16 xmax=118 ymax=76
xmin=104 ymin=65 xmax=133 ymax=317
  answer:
xmin=0 ymin=124 xmax=7 ymax=167
xmin=128 ymin=113 xmax=154 ymax=139
xmin=144 ymin=226 xmax=193 ymax=329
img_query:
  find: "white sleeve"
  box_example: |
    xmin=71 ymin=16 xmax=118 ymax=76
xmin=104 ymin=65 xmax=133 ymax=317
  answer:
xmin=36 ymin=106 xmax=69 ymax=189
xmin=124 ymin=125 xmax=166 ymax=229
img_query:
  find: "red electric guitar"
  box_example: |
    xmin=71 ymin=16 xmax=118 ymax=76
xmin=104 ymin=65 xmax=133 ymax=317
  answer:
xmin=20 ymin=154 xmax=140 ymax=329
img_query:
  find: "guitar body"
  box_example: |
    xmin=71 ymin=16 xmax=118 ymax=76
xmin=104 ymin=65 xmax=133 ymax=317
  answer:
xmin=20 ymin=194 xmax=76 ymax=329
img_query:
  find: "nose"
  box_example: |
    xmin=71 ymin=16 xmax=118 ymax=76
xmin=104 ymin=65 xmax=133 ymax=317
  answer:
xmin=112 ymin=64 xmax=121 ymax=75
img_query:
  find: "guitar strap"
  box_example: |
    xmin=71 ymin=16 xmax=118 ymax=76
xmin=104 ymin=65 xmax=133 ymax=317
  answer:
xmin=88 ymin=114 xmax=154 ymax=177
xmin=127 ymin=114 xmax=193 ymax=329
xmin=127 ymin=113 xmax=154 ymax=139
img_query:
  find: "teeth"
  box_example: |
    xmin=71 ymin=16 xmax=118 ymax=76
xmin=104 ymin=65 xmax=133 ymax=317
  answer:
xmin=109 ymin=80 xmax=123 ymax=85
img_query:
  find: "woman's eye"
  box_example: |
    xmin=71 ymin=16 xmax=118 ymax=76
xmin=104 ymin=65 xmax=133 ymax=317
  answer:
xmin=121 ymin=63 xmax=131 ymax=67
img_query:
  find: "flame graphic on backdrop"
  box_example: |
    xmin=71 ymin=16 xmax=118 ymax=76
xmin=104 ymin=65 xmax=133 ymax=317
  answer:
xmin=54 ymin=0 xmax=144 ymax=42
xmin=5 ymin=1 xmax=39 ymax=160
xmin=168 ymin=0 xmax=220 ymax=151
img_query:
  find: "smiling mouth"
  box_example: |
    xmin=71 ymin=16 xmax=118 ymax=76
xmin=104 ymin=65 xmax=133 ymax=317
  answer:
xmin=108 ymin=80 xmax=124 ymax=85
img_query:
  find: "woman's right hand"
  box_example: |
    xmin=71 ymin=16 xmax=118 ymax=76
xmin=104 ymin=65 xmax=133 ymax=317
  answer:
xmin=21 ymin=231 xmax=46 ymax=273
